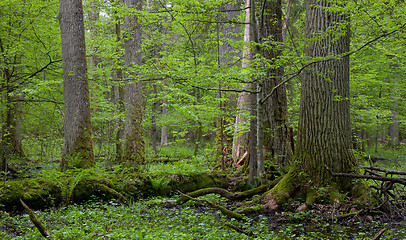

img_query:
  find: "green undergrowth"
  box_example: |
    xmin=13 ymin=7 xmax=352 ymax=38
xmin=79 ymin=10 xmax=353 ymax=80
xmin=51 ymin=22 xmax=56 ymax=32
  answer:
xmin=1 ymin=198 xmax=404 ymax=240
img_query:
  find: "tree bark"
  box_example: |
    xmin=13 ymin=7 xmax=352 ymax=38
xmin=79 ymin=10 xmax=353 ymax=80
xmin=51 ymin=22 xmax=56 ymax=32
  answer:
xmin=59 ymin=0 xmax=95 ymax=170
xmin=260 ymin=0 xmax=292 ymax=168
xmin=264 ymin=0 xmax=367 ymax=207
xmin=295 ymin=0 xmax=354 ymax=185
xmin=122 ymin=0 xmax=145 ymax=166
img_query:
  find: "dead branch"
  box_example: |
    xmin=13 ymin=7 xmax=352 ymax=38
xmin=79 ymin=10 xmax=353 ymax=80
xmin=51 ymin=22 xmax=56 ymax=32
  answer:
xmin=372 ymin=228 xmax=387 ymax=240
xmin=20 ymin=199 xmax=51 ymax=238
xmin=177 ymin=190 xmax=245 ymax=221
xmin=223 ymin=222 xmax=253 ymax=236
xmin=324 ymin=165 xmax=406 ymax=185
xmin=364 ymin=166 xmax=406 ymax=176
xmin=176 ymin=185 xmax=268 ymax=204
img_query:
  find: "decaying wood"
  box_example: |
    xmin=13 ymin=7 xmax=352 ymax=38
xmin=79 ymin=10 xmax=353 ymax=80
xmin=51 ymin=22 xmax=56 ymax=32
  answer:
xmin=20 ymin=199 xmax=51 ymax=238
xmin=176 ymin=185 xmax=268 ymax=204
xmin=177 ymin=190 xmax=245 ymax=221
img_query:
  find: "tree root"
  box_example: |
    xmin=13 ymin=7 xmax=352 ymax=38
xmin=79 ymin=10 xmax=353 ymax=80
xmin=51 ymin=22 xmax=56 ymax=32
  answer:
xmin=20 ymin=199 xmax=51 ymax=238
xmin=176 ymin=185 xmax=268 ymax=204
xmin=177 ymin=190 xmax=245 ymax=221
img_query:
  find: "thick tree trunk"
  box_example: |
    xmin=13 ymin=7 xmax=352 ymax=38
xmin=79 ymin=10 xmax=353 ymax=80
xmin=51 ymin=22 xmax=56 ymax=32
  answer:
xmin=296 ymin=0 xmax=354 ymax=185
xmin=260 ymin=0 xmax=292 ymax=168
xmin=264 ymin=0 xmax=367 ymax=207
xmin=122 ymin=0 xmax=145 ymax=166
xmin=59 ymin=0 xmax=95 ymax=170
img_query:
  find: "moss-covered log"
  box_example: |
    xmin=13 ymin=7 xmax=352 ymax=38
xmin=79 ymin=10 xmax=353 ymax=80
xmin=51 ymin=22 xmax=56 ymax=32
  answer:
xmin=0 ymin=171 xmax=230 ymax=211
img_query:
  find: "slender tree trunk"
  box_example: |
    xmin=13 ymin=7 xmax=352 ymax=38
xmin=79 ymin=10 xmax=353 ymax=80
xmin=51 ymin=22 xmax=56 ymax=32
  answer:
xmin=216 ymin=0 xmax=241 ymax=166
xmin=113 ymin=0 xmax=125 ymax=161
xmin=160 ymin=97 xmax=168 ymax=146
xmin=122 ymin=0 xmax=145 ymax=166
xmin=388 ymin=89 xmax=399 ymax=148
xmin=232 ymin=0 xmax=251 ymax=163
xmin=260 ymin=0 xmax=292 ymax=168
xmin=151 ymin=84 xmax=158 ymax=153
xmin=282 ymin=0 xmax=295 ymax=41
xmin=59 ymin=0 xmax=95 ymax=170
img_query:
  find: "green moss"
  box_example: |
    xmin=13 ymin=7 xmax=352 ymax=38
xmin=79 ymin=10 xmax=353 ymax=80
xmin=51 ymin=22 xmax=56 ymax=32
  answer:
xmin=263 ymin=165 xmax=298 ymax=204
xmin=62 ymin=127 xmax=95 ymax=170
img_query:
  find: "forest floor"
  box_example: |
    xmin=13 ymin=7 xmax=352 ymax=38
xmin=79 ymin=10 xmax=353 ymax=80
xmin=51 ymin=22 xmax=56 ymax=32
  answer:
xmin=2 ymin=145 xmax=406 ymax=239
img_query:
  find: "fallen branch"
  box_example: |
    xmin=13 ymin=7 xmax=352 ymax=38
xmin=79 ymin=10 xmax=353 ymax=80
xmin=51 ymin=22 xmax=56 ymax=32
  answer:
xmin=372 ymin=228 xmax=387 ymax=240
xmin=223 ymin=222 xmax=253 ymax=236
xmin=177 ymin=190 xmax=245 ymax=221
xmin=364 ymin=166 xmax=406 ymax=176
xmin=324 ymin=165 xmax=406 ymax=185
xmin=20 ymin=199 xmax=50 ymax=238
xmin=176 ymin=185 xmax=268 ymax=204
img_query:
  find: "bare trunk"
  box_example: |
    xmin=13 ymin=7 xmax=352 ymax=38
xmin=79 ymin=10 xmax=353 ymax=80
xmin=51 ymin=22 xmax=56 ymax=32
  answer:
xmin=151 ymin=84 xmax=158 ymax=153
xmin=122 ymin=0 xmax=145 ymax=166
xmin=160 ymin=97 xmax=168 ymax=146
xmin=216 ymin=0 xmax=241 ymax=164
xmin=114 ymin=1 xmax=125 ymax=161
xmin=232 ymin=0 xmax=251 ymax=162
xmin=59 ymin=0 xmax=95 ymax=170
xmin=282 ymin=0 xmax=294 ymax=41
xmin=388 ymin=95 xmax=399 ymax=148
xmin=296 ymin=0 xmax=354 ymax=188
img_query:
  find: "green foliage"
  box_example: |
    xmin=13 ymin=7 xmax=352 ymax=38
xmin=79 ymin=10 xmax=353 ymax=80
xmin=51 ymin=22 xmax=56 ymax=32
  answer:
xmin=1 ymin=200 xmax=405 ymax=239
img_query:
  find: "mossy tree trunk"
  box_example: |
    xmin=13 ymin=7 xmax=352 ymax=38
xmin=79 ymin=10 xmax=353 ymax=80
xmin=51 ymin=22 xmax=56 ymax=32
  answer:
xmin=122 ymin=0 xmax=145 ymax=166
xmin=59 ymin=0 xmax=95 ymax=170
xmin=264 ymin=0 xmax=366 ymax=207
